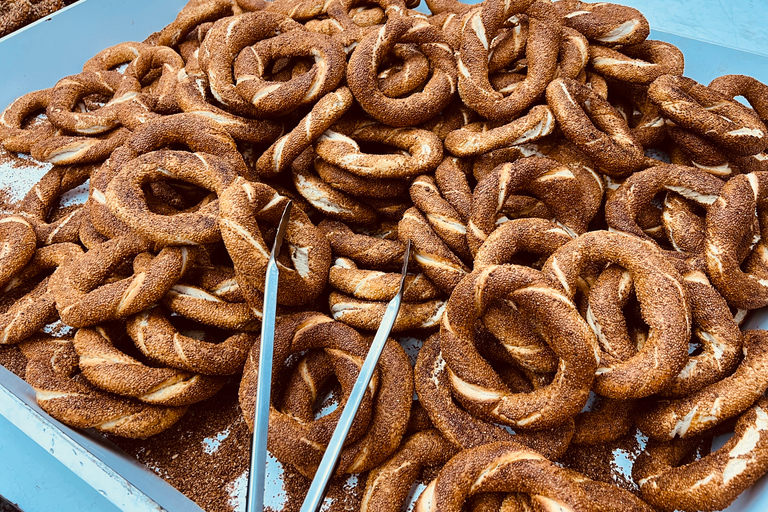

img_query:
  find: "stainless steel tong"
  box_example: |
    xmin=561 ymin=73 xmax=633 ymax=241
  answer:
xmin=246 ymin=200 xmax=292 ymax=512
xmin=299 ymin=241 xmax=412 ymax=512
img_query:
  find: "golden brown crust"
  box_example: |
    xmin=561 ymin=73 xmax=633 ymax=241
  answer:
xmin=127 ymin=307 xmax=254 ymax=375
xmin=20 ymin=338 xmax=186 ymax=438
xmin=361 ymin=429 xmax=458 ymax=512
xmin=48 ymin=236 xmax=192 ymax=327
xmin=546 ymin=77 xmax=645 ymax=177
xmin=441 ymin=265 xmax=598 ymax=430
xmin=347 ymin=15 xmax=457 ymax=126
xmin=219 ymin=177 xmax=331 ymax=307
xmin=649 ymin=75 xmax=768 ymax=157
xmin=73 ymin=327 xmax=224 ymax=406
xmin=239 ymin=311 xmax=413 ymax=477
xmin=542 ymin=230 xmax=691 ymax=399
xmin=0 ymin=216 xmax=37 ymax=290
xmin=634 ymin=396 xmax=768 ymax=512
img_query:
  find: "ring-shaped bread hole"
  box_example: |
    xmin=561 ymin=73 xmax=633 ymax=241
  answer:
xmin=142 ymin=178 xmax=214 ymax=215
xmin=286 ymin=350 xmax=345 ymax=420
xmin=268 ymin=55 xmax=316 ymax=83
xmin=352 ymin=139 xmax=412 ymax=161
xmin=164 ymin=311 xmax=246 ymax=355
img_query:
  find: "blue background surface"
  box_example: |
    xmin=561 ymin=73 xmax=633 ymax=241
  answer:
xmin=1 ymin=0 xmax=767 ymax=511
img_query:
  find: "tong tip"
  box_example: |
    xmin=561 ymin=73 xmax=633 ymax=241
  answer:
xmin=270 ymin=200 xmax=293 ymax=258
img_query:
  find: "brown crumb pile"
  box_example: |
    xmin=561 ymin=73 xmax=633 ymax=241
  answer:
xmin=110 ymin=378 xmax=368 ymax=512
xmin=109 ymin=380 xmax=251 ymax=512
xmin=0 ymin=346 xmax=26 ymax=378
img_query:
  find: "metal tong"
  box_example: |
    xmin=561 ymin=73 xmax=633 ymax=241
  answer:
xmin=300 ymin=240 xmax=412 ymax=512
xmin=246 ymin=200 xmax=292 ymax=512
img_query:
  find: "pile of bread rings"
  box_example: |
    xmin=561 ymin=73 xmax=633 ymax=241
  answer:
xmin=0 ymin=0 xmax=79 ymax=38
xmin=3 ymin=0 xmax=768 ymax=510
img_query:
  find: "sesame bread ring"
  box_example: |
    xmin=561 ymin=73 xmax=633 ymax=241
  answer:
xmin=18 ymin=164 xmax=93 ymax=246
xmin=30 ymin=127 xmax=131 ymax=166
xmin=159 ymin=265 xmax=259 ymax=331
xmin=0 ymin=88 xmax=56 ymax=154
xmin=475 ymin=218 xmax=574 ymax=374
xmin=443 ymin=105 xmax=555 ymax=157
xmin=46 ymin=71 xmax=124 ymax=135
xmin=571 ymin=396 xmax=635 ymax=446
xmin=239 ymin=311 xmax=412 ymax=477
xmin=546 ymin=77 xmax=645 ymax=177
xmin=589 ymin=40 xmax=684 ymax=85
xmin=667 ymin=135 xmax=732 ymax=182
xmin=219 ymin=177 xmax=331 ymax=306
xmin=467 ymin=158 xmax=593 ymax=256
xmin=154 ymin=0 xmax=232 ymax=48
xmin=105 ymin=150 xmax=237 ymax=246
xmin=329 ymin=257 xmax=441 ymax=302
xmin=584 ymin=264 xmax=637 ymax=363
xmin=414 ymin=333 xmax=574 ymax=457
xmin=705 ymin=171 xmax=768 ymax=309
xmin=434 ymin=156 xmax=472 ymax=220
xmin=0 ymin=242 xmax=83 ymax=345
xmin=174 ymin=53 xmax=283 ymax=145
xmin=410 ymin=175 xmax=471 ymax=261
xmin=709 ymin=74 xmax=768 ymax=124
xmin=442 ymin=264 xmax=599 ymax=430
xmin=118 ymin=112 xmax=247 ymax=171
xmin=73 ymin=327 xmax=224 ymax=407
xmin=604 ymin=164 xmax=724 ymax=247
xmin=198 ymin=11 xmax=304 ymax=117
xmin=458 ymin=8 xmax=560 ymax=122
xmin=233 ymin=30 xmax=346 ymax=117
xmin=554 ymin=0 xmax=650 ymax=46
xmin=122 ymin=45 xmax=184 ymax=116
xmin=276 ymin=349 xmax=377 ymax=449
xmin=89 ymin=113 xmax=245 ymax=238
xmin=662 ymin=192 xmax=708 ymax=254
xmin=0 ymin=277 xmax=58 ymax=346
xmin=637 ymin=329 xmax=768 ymax=441
xmin=347 ymin=15 xmax=456 ymax=126
xmin=82 ymin=41 xmax=152 ymax=73
xmin=19 ymin=337 xmax=186 ymax=438
xmin=361 ymin=429 xmax=458 ymax=512
xmin=398 ymin=206 xmax=469 ymax=293
xmin=649 ymin=74 xmax=768 ymax=156
xmin=255 ymin=87 xmax=353 ymax=177
xmin=474 ymin=217 xmax=575 ymax=268
xmin=660 ymin=261 xmax=743 ymax=397
xmin=48 ymin=236 xmax=192 ymax=327
xmin=633 ymin=396 xmax=768 ymax=512
xmin=0 ymin=216 xmax=37 ymax=290
xmin=556 ymin=27 xmax=590 ymax=80
xmin=542 ymin=231 xmax=691 ymax=399
xmin=315 ymin=157 xmax=409 ymax=199
xmin=318 ymin=219 xmax=406 ymax=268
xmin=127 ymin=307 xmax=254 ymax=375
xmin=329 ymin=291 xmax=446 ymax=332
xmin=417 ymin=440 xmax=654 ymax=512
xmin=0 ymin=1 xmax=33 ymax=38
xmin=314 ymin=120 xmax=443 ymax=178
xmin=291 ymin=154 xmax=379 ymax=224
